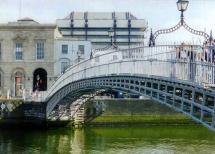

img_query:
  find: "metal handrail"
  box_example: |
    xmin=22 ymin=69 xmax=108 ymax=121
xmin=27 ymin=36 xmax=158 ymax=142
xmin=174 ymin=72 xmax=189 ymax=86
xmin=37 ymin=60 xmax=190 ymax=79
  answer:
xmin=45 ymin=49 xmax=177 ymax=100
xmin=38 ymin=44 xmax=215 ymax=102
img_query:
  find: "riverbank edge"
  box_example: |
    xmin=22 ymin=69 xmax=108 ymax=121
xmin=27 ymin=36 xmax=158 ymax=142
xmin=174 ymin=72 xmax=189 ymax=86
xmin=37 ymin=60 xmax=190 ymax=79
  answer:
xmin=0 ymin=114 xmax=198 ymax=129
xmin=85 ymin=114 xmax=197 ymax=127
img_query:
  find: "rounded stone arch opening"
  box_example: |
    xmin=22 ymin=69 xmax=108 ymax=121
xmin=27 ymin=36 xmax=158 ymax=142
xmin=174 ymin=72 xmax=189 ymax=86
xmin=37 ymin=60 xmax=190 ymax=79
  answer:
xmin=33 ymin=68 xmax=47 ymax=92
xmin=11 ymin=68 xmax=25 ymax=97
xmin=0 ymin=68 xmax=3 ymax=95
xmin=46 ymin=85 xmax=141 ymax=117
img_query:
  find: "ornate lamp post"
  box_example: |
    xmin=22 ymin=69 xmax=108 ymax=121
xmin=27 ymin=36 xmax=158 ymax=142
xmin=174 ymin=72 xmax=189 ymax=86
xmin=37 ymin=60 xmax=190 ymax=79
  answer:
xmin=149 ymin=0 xmax=212 ymax=46
xmin=177 ymin=0 xmax=189 ymax=24
xmin=108 ymin=28 xmax=118 ymax=49
xmin=90 ymin=28 xmax=117 ymax=59
xmin=108 ymin=28 xmax=114 ymax=46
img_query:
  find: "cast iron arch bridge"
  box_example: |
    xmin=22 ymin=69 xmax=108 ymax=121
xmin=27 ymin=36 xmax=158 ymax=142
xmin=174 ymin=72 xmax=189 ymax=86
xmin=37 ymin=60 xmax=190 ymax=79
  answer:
xmin=37 ymin=45 xmax=215 ymax=131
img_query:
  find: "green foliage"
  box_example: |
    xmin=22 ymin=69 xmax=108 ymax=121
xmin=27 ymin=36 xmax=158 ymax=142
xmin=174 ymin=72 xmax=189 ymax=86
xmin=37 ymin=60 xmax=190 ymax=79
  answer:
xmin=0 ymin=99 xmax=24 ymax=104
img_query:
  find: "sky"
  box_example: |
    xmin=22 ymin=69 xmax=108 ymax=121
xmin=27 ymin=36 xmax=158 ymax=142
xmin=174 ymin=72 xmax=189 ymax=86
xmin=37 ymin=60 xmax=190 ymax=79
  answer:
xmin=0 ymin=0 xmax=214 ymax=44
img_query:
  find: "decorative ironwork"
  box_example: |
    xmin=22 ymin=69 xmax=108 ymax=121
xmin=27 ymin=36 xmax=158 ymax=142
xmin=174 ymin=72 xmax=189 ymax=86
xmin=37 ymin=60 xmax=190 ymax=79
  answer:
xmin=149 ymin=20 xmax=210 ymax=47
xmin=149 ymin=0 xmax=211 ymax=46
xmin=183 ymin=21 xmax=210 ymax=41
xmin=42 ymin=45 xmax=215 ymax=131
xmin=153 ymin=21 xmax=182 ymax=40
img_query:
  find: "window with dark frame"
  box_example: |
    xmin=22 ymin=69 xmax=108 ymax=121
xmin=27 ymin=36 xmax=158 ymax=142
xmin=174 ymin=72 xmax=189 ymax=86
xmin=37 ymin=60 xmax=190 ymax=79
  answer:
xmin=36 ymin=42 xmax=45 ymax=60
xmin=15 ymin=43 xmax=23 ymax=60
xmin=62 ymin=44 xmax=68 ymax=54
xmin=78 ymin=45 xmax=84 ymax=54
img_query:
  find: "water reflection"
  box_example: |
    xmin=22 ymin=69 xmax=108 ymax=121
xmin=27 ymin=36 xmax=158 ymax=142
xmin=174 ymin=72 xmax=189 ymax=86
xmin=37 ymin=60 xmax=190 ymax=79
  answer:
xmin=0 ymin=125 xmax=215 ymax=154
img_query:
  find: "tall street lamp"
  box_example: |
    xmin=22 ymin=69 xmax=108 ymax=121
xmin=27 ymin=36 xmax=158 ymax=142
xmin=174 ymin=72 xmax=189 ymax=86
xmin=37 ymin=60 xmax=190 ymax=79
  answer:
xmin=149 ymin=0 xmax=211 ymax=46
xmin=177 ymin=0 xmax=189 ymax=24
xmin=108 ymin=28 xmax=114 ymax=46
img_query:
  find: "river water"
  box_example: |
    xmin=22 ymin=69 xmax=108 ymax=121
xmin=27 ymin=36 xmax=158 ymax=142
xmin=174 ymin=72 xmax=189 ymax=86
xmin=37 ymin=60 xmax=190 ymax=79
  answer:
xmin=0 ymin=125 xmax=215 ymax=154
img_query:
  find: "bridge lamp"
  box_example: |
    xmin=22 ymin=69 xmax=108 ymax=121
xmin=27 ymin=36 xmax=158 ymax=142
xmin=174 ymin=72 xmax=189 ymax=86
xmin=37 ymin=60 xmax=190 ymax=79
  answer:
xmin=177 ymin=0 xmax=189 ymax=23
xmin=149 ymin=0 xmax=211 ymax=46
xmin=108 ymin=28 xmax=114 ymax=45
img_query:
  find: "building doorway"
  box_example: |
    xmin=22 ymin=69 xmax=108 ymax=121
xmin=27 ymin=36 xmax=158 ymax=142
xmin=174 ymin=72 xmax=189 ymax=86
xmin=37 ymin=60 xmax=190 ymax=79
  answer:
xmin=0 ymin=70 xmax=3 ymax=96
xmin=14 ymin=71 xmax=24 ymax=97
xmin=33 ymin=68 xmax=47 ymax=91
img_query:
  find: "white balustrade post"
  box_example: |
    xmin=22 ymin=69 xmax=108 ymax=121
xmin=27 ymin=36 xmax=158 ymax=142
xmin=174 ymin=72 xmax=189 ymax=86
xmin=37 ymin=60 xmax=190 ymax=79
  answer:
xmin=133 ymin=60 xmax=135 ymax=75
xmin=119 ymin=62 xmax=122 ymax=74
xmin=107 ymin=64 xmax=110 ymax=76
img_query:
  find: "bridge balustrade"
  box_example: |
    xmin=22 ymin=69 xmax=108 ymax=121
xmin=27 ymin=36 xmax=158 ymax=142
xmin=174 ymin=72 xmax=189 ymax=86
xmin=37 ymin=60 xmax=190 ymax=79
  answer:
xmin=39 ymin=45 xmax=215 ymax=131
xmin=44 ymin=45 xmax=215 ymax=102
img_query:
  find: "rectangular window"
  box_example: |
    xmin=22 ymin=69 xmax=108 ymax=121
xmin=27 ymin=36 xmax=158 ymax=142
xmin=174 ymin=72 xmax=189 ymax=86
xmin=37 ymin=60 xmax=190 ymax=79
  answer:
xmin=36 ymin=42 xmax=44 ymax=59
xmin=61 ymin=62 xmax=69 ymax=73
xmin=15 ymin=43 xmax=23 ymax=60
xmin=113 ymin=55 xmax=117 ymax=60
xmin=62 ymin=45 xmax=68 ymax=54
xmin=78 ymin=45 xmax=84 ymax=54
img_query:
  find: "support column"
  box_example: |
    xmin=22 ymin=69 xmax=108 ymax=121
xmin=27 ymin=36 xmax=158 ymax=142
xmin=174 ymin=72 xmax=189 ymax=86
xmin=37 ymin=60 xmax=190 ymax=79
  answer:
xmin=212 ymin=99 xmax=215 ymax=128
xmin=190 ymin=89 xmax=195 ymax=115
xmin=181 ymin=88 xmax=185 ymax=111
xmin=164 ymin=84 xmax=167 ymax=104
xmin=173 ymin=86 xmax=176 ymax=106
xmin=150 ymin=83 xmax=153 ymax=99
xmin=157 ymin=82 xmax=160 ymax=100
xmin=144 ymin=82 xmax=147 ymax=96
xmin=212 ymin=114 xmax=215 ymax=128
xmin=200 ymin=92 xmax=206 ymax=121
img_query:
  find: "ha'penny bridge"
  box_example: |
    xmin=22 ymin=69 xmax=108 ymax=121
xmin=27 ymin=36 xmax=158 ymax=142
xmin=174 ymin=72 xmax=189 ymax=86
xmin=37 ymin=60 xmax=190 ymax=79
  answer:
xmin=25 ymin=44 xmax=215 ymax=132
xmin=16 ymin=0 xmax=215 ymax=131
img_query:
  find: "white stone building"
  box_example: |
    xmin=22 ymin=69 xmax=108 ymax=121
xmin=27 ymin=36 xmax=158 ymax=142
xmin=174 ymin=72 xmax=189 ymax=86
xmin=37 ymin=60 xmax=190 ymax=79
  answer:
xmin=54 ymin=38 xmax=92 ymax=76
xmin=56 ymin=12 xmax=147 ymax=49
xmin=0 ymin=11 xmax=148 ymax=99
xmin=0 ymin=18 xmax=56 ymax=98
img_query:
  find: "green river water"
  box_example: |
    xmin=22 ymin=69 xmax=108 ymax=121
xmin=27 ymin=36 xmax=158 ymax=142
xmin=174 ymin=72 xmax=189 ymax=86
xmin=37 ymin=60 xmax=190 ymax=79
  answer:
xmin=0 ymin=125 xmax=215 ymax=154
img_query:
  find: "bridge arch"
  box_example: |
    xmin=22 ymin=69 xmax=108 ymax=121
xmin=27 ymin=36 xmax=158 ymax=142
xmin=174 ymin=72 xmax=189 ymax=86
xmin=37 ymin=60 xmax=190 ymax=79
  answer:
xmin=45 ymin=74 xmax=215 ymax=131
xmin=42 ymin=45 xmax=215 ymax=131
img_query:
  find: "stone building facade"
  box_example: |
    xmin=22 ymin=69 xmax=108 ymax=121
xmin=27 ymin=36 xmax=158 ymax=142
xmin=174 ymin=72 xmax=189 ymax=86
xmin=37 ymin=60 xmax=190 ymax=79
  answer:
xmin=0 ymin=12 xmax=148 ymax=98
xmin=54 ymin=38 xmax=92 ymax=76
xmin=0 ymin=18 xmax=56 ymax=98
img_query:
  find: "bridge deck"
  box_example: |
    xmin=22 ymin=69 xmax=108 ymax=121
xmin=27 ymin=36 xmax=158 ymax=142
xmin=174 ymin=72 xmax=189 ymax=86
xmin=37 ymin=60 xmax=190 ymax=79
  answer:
xmin=35 ymin=45 xmax=215 ymax=132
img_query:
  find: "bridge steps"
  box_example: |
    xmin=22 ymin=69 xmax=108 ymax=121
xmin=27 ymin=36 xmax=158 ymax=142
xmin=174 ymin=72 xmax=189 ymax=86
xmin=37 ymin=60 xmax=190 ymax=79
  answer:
xmin=74 ymin=107 xmax=85 ymax=128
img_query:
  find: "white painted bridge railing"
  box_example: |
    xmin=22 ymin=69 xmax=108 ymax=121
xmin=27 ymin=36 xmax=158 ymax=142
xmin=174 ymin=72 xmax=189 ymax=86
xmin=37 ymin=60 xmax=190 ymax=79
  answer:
xmin=40 ymin=45 xmax=215 ymax=102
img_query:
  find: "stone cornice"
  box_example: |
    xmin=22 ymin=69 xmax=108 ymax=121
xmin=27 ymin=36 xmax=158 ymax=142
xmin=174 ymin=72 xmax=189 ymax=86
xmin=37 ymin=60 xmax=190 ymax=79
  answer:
xmin=0 ymin=24 xmax=56 ymax=30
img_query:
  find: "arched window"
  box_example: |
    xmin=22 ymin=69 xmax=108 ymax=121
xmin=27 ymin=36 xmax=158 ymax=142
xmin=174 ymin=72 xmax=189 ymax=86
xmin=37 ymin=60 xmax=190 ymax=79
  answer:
xmin=33 ymin=68 xmax=47 ymax=91
xmin=14 ymin=71 xmax=24 ymax=97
